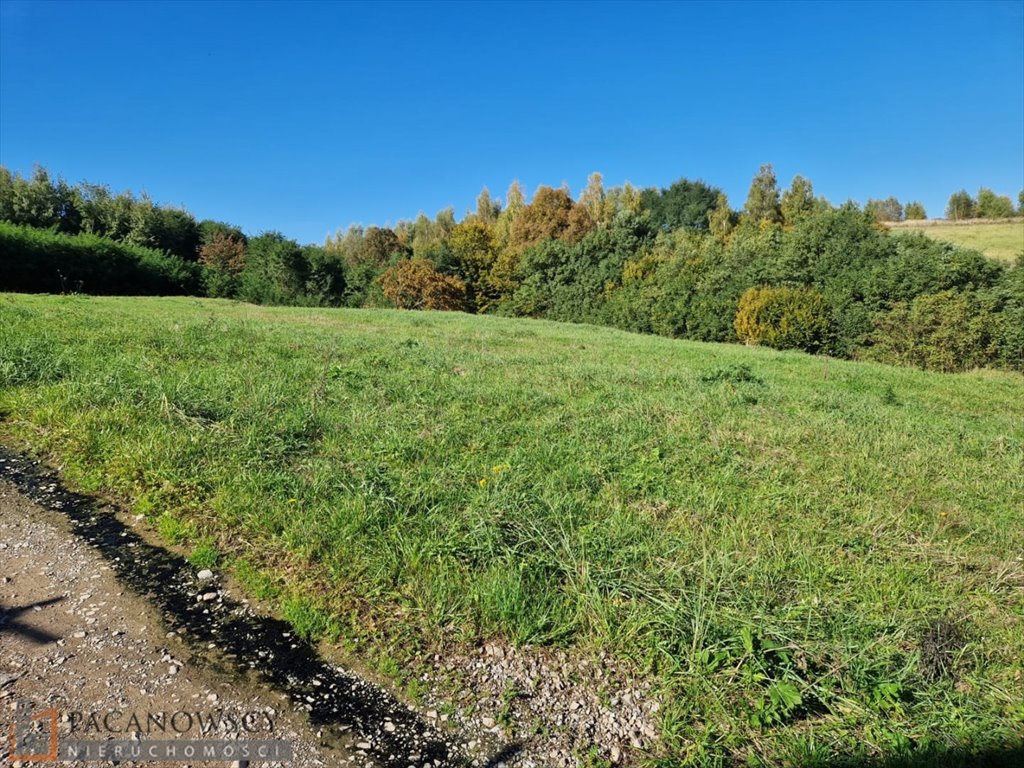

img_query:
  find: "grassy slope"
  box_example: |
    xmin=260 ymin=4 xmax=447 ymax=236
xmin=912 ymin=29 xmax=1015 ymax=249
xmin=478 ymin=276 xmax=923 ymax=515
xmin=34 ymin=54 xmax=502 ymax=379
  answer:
xmin=2 ymin=294 xmax=1023 ymax=765
xmin=887 ymin=220 xmax=1024 ymax=262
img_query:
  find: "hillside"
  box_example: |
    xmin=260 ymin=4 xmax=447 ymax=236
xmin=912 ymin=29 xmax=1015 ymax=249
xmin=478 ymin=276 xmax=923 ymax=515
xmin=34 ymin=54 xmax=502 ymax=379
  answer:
xmin=2 ymin=294 xmax=1023 ymax=766
xmin=886 ymin=218 xmax=1024 ymax=262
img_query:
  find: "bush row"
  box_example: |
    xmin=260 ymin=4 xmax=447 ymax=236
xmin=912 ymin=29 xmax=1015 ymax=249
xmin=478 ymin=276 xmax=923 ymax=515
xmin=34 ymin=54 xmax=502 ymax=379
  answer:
xmin=0 ymin=222 xmax=200 ymax=295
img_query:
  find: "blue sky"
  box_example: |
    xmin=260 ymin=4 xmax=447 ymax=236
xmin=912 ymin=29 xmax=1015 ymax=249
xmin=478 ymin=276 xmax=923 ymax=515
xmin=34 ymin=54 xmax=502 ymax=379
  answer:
xmin=1 ymin=0 xmax=1021 ymax=244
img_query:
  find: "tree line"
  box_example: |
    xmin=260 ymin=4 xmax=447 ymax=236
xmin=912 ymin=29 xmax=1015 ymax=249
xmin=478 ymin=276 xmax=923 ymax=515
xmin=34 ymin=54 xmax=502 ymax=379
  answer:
xmin=1 ymin=164 xmax=1021 ymax=373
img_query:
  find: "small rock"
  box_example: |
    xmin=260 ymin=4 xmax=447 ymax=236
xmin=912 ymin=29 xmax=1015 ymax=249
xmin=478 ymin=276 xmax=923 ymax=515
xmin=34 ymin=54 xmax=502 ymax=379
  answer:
xmin=481 ymin=716 xmax=495 ymax=728
xmin=72 ymin=631 xmax=86 ymax=639
xmin=197 ymin=569 xmax=214 ymax=581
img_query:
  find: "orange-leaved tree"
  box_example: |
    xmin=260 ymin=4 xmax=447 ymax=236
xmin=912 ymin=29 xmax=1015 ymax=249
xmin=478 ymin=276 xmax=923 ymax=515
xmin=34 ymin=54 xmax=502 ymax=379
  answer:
xmin=377 ymin=258 xmax=467 ymax=311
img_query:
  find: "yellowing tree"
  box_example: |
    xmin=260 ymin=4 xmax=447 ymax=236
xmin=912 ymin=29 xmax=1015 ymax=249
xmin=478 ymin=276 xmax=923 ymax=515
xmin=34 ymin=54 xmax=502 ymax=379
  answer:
xmin=475 ymin=186 xmax=501 ymax=223
xmin=734 ymin=285 xmax=833 ymax=352
xmin=508 ymin=185 xmax=574 ymax=252
xmin=743 ymin=164 xmax=782 ymax=225
xmin=579 ymin=172 xmax=609 ymax=227
xmin=450 ymin=218 xmax=498 ymax=310
xmin=377 ymin=258 xmax=467 ymax=311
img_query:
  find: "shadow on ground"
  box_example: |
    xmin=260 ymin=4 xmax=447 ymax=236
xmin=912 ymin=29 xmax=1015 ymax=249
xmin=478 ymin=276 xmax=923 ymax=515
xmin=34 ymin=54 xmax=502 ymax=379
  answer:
xmin=0 ymin=596 xmax=66 ymax=645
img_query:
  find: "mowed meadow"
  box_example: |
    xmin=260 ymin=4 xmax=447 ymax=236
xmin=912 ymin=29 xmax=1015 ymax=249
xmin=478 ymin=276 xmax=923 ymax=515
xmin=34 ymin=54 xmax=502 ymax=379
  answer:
xmin=2 ymin=293 xmax=1023 ymax=765
xmin=886 ymin=219 xmax=1024 ymax=264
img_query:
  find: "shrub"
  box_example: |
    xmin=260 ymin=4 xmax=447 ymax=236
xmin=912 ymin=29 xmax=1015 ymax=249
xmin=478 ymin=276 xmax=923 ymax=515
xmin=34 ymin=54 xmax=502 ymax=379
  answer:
xmin=0 ymin=221 xmax=199 ymax=295
xmin=198 ymin=230 xmax=246 ymax=298
xmin=990 ymin=259 xmax=1024 ymax=371
xmin=237 ymin=232 xmax=309 ymax=305
xmin=734 ymin=285 xmax=833 ymax=353
xmin=377 ymin=258 xmax=467 ymax=311
xmin=867 ymin=290 xmax=1003 ymax=373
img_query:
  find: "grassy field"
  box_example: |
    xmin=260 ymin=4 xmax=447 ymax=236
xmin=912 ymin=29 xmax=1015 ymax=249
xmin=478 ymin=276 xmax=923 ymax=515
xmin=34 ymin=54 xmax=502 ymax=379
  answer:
xmin=2 ymin=293 xmax=1023 ymax=766
xmin=887 ymin=219 xmax=1024 ymax=263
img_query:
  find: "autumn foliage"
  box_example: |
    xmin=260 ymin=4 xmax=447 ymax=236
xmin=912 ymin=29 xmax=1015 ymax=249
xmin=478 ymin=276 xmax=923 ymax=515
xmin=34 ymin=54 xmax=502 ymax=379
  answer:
xmin=734 ymin=285 xmax=833 ymax=352
xmin=377 ymin=258 xmax=468 ymax=311
xmin=198 ymin=231 xmax=246 ymax=274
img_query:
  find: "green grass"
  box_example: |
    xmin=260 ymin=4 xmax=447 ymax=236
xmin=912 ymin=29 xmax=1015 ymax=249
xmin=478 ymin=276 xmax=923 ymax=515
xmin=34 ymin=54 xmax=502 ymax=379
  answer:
xmin=2 ymin=293 xmax=1023 ymax=765
xmin=887 ymin=219 xmax=1024 ymax=262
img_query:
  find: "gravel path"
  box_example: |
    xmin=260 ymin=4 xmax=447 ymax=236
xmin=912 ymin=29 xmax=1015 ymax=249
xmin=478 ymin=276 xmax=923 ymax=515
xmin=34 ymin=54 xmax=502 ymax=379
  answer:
xmin=0 ymin=477 xmax=340 ymax=766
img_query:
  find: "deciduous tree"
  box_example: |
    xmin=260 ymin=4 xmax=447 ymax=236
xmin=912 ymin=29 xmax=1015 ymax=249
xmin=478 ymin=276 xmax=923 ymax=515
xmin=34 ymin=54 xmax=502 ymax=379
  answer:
xmin=377 ymin=258 xmax=467 ymax=310
xmin=199 ymin=230 xmax=246 ymax=297
xmin=904 ymin=201 xmax=927 ymax=220
xmin=866 ymin=197 xmax=904 ymax=223
xmin=976 ymin=188 xmax=1015 ymax=219
xmin=743 ymin=164 xmax=782 ymax=225
xmin=508 ymin=185 xmax=574 ymax=252
xmin=780 ymin=175 xmax=816 ymax=226
xmin=708 ymin=193 xmax=735 ymax=241
xmin=475 ymin=187 xmax=501 ymax=223
xmin=640 ymin=177 xmax=720 ymax=231
xmin=946 ymin=190 xmax=975 ymax=221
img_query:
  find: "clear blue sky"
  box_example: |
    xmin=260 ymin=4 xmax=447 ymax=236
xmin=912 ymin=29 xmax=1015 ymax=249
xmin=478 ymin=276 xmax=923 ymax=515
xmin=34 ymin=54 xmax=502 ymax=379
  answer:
xmin=1 ymin=0 xmax=1021 ymax=244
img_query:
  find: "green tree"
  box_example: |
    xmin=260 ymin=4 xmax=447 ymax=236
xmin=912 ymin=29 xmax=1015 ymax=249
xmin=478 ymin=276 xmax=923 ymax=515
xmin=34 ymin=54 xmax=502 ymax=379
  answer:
xmin=639 ymin=177 xmax=720 ymax=232
xmin=301 ymin=245 xmax=346 ymax=306
xmin=869 ymin=290 xmax=1002 ymax=372
xmin=743 ymin=164 xmax=782 ymax=225
xmin=6 ymin=166 xmax=61 ymax=229
xmin=238 ymin=232 xmax=309 ymax=304
xmin=976 ymin=188 xmax=1015 ymax=219
xmin=0 ymin=166 xmax=14 ymax=222
xmin=904 ymin=201 xmax=927 ymax=220
xmin=708 ymin=193 xmax=735 ymax=241
xmin=411 ymin=209 xmax=455 ymax=262
xmin=866 ymin=197 xmax=904 ymax=223
xmin=780 ymin=175 xmax=816 ymax=226
xmin=946 ymin=190 xmax=976 ymax=220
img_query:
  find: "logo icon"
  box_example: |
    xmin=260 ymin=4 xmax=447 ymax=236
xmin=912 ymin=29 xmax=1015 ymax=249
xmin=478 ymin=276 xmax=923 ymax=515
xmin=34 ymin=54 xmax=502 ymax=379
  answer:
xmin=8 ymin=700 xmax=59 ymax=762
